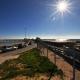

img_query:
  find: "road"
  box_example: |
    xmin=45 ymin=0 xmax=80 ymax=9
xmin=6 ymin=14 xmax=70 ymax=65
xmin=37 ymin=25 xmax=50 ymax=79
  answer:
xmin=48 ymin=45 xmax=80 ymax=70
xmin=37 ymin=38 xmax=80 ymax=70
xmin=0 ymin=44 xmax=37 ymax=64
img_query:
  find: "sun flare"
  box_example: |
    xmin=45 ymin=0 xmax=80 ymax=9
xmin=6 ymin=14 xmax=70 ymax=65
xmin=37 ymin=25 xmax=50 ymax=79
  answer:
xmin=56 ymin=38 xmax=67 ymax=42
xmin=57 ymin=1 xmax=68 ymax=13
xmin=51 ymin=0 xmax=72 ymax=16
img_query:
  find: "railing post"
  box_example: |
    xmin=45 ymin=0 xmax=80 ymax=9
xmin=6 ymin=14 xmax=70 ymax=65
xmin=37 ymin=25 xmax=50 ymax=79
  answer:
xmin=72 ymin=52 xmax=76 ymax=80
xmin=47 ymin=48 xmax=48 ymax=58
xmin=72 ymin=48 xmax=76 ymax=80
xmin=42 ymin=47 xmax=44 ymax=56
xmin=54 ymin=54 xmax=56 ymax=65
xmin=37 ymin=42 xmax=38 ymax=49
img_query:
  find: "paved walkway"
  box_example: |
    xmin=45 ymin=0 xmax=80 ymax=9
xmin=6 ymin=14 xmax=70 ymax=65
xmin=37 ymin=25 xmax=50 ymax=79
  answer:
xmin=0 ymin=44 xmax=37 ymax=64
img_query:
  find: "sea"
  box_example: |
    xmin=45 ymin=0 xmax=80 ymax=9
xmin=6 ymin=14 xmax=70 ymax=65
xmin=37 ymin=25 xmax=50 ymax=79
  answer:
xmin=0 ymin=42 xmax=17 ymax=46
xmin=0 ymin=39 xmax=23 ymax=46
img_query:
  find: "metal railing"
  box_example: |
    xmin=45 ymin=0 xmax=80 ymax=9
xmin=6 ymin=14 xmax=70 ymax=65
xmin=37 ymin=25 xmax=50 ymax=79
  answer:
xmin=36 ymin=38 xmax=80 ymax=80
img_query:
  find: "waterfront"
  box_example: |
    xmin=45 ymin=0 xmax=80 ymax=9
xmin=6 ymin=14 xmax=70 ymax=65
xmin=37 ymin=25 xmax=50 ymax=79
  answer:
xmin=0 ymin=43 xmax=36 ymax=64
xmin=0 ymin=39 xmax=24 ymax=46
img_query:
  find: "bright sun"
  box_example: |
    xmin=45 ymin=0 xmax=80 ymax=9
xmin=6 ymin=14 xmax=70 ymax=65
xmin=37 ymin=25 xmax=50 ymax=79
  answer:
xmin=57 ymin=1 xmax=68 ymax=13
xmin=52 ymin=0 xmax=72 ymax=16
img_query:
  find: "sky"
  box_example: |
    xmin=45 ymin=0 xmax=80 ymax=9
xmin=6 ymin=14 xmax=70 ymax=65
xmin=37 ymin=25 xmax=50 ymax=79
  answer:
xmin=0 ymin=0 xmax=80 ymax=39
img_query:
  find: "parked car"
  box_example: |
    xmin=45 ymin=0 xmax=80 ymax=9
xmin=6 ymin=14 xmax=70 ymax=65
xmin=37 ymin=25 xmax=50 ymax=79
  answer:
xmin=1 ymin=46 xmax=7 ymax=52
xmin=18 ymin=44 xmax=23 ymax=49
xmin=1 ymin=46 xmax=16 ymax=52
xmin=13 ymin=46 xmax=18 ymax=49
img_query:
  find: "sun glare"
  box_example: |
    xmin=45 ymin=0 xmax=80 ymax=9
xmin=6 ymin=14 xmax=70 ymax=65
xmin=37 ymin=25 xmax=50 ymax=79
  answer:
xmin=56 ymin=38 xmax=67 ymax=42
xmin=57 ymin=1 xmax=68 ymax=13
xmin=51 ymin=0 xmax=72 ymax=16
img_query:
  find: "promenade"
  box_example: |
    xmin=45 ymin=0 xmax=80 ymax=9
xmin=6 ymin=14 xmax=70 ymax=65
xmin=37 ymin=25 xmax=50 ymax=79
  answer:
xmin=0 ymin=44 xmax=37 ymax=64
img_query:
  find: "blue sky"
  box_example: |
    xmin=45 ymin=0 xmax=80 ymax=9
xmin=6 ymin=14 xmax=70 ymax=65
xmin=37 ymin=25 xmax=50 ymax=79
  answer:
xmin=0 ymin=0 xmax=80 ymax=39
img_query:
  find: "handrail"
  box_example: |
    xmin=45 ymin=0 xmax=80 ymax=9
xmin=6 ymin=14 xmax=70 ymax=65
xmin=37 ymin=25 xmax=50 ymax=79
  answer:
xmin=36 ymin=38 xmax=80 ymax=71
